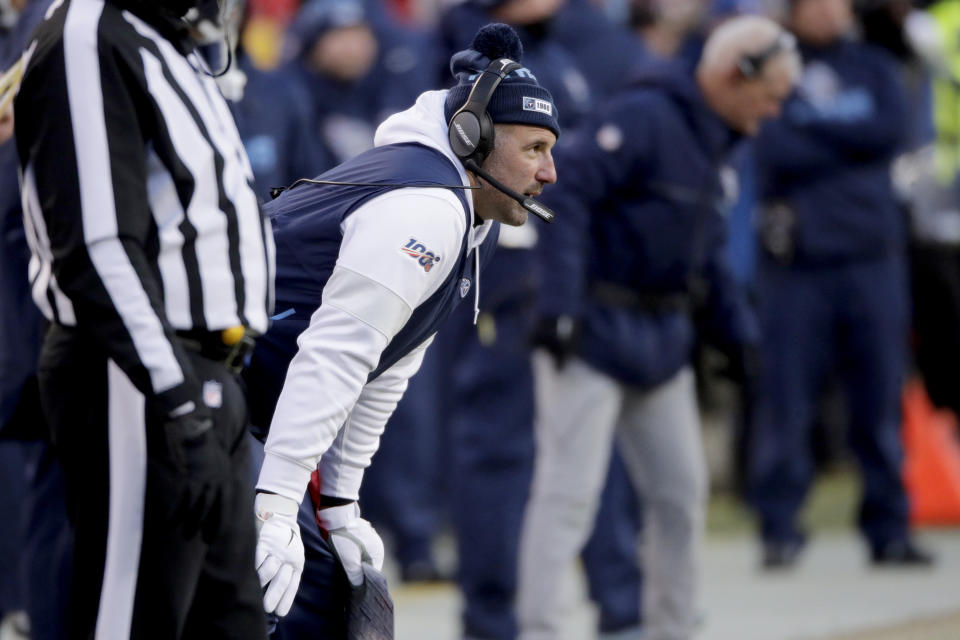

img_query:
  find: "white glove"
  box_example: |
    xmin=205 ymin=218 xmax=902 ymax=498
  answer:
xmin=255 ymin=492 xmax=304 ymax=616
xmin=317 ymin=503 xmax=384 ymax=587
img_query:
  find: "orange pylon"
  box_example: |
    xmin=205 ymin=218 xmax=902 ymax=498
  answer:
xmin=902 ymin=379 xmax=960 ymax=525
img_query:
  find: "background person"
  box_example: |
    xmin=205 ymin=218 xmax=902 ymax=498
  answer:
xmin=517 ymin=15 xmax=798 ymax=640
xmin=748 ymin=0 xmax=933 ymax=569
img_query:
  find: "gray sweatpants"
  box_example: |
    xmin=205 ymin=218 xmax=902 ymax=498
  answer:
xmin=517 ymin=355 xmax=707 ymax=640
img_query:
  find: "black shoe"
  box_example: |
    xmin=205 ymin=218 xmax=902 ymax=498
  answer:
xmin=762 ymin=538 xmax=805 ymax=570
xmin=870 ymin=539 xmax=936 ymax=567
xmin=399 ymin=559 xmax=449 ymax=584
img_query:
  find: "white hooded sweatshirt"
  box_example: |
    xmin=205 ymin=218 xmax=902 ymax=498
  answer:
xmin=256 ymin=90 xmax=494 ymax=503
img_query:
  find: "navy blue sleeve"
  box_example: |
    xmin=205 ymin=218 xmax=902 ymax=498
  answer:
xmin=699 ymin=236 xmax=760 ymax=353
xmin=757 ymin=48 xmax=908 ymax=181
xmin=286 ymin=74 xmax=334 ymax=178
xmin=755 ymin=112 xmax=851 ymax=178
xmin=537 ymin=94 xmax=653 ymax=317
xmin=788 ymin=51 xmax=908 ymax=159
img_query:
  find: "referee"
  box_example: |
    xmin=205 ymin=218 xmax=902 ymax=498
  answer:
xmin=14 ymin=0 xmax=273 ymax=637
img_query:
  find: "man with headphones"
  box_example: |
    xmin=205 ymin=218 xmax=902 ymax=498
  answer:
xmin=517 ymin=15 xmax=798 ymax=640
xmin=243 ymin=23 xmax=558 ymax=637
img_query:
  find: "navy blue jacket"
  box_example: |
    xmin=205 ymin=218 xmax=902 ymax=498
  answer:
xmin=231 ymin=55 xmax=332 ymax=202
xmin=755 ymin=40 xmax=909 ymax=265
xmin=244 ymin=142 xmax=498 ymax=432
xmin=286 ymin=13 xmax=436 ymax=166
xmin=554 ymin=0 xmax=645 ymax=98
xmin=0 ymin=0 xmax=52 ymax=432
xmin=539 ymin=62 xmax=758 ymax=387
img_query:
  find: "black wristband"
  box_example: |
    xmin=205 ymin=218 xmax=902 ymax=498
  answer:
xmin=317 ymin=495 xmax=355 ymax=509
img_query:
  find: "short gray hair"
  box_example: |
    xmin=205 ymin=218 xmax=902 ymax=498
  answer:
xmin=700 ymin=14 xmax=801 ymax=81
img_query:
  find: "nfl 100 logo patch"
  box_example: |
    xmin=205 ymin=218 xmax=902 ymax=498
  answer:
xmin=401 ymin=238 xmax=442 ymax=273
xmin=522 ymin=97 xmax=553 ymax=116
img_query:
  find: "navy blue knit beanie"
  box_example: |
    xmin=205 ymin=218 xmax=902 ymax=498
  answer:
xmin=443 ymin=23 xmax=560 ymax=139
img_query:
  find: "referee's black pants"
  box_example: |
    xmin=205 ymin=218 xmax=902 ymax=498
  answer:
xmin=38 ymin=324 xmax=267 ymax=639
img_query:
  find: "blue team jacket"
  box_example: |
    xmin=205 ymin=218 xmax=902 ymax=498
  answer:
xmin=755 ymin=39 xmax=909 ymax=265
xmin=538 ymin=63 xmax=758 ymax=388
xmin=244 ymin=142 xmax=498 ymax=433
xmin=230 ymin=55 xmax=333 ymax=202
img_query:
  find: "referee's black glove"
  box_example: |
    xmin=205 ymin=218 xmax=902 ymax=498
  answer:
xmin=163 ymin=407 xmax=231 ymax=544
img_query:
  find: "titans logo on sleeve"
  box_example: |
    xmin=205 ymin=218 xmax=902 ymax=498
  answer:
xmin=401 ymin=238 xmax=442 ymax=273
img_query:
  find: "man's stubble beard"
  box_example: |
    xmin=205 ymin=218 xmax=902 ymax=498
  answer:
xmin=477 ymin=183 xmax=527 ymax=226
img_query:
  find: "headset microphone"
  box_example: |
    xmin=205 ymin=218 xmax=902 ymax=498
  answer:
xmin=463 ymin=159 xmax=555 ymax=223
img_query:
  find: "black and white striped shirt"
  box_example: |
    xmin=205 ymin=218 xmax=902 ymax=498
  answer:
xmin=15 ymin=0 xmax=274 ymax=414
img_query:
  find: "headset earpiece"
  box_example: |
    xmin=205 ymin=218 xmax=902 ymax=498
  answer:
xmin=448 ymin=107 xmax=494 ymax=165
xmin=737 ymin=55 xmax=760 ymax=79
xmin=737 ymin=31 xmax=797 ymax=79
xmin=448 ymin=57 xmax=521 ymax=167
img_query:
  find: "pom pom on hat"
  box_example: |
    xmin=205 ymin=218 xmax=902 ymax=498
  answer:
xmin=470 ymin=23 xmax=523 ymax=62
xmin=444 ymin=23 xmax=560 ymax=140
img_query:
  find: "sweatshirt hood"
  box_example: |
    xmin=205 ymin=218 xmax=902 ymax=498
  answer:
xmin=374 ymin=90 xmax=473 ymax=203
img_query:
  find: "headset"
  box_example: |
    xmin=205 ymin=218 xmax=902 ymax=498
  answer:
xmin=270 ymin=56 xmax=556 ymax=223
xmin=447 ymin=56 xmax=555 ymax=223
xmin=737 ymin=31 xmax=798 ymax=79
xmin=185 ymin=0 xmax=243 ymax=79
xmin=448 ymin=57 xmax=521 ymax=166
